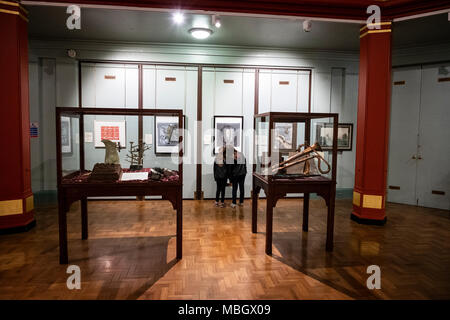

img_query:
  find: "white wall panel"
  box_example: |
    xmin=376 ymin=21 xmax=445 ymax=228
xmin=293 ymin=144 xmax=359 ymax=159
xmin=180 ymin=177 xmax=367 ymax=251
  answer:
xmin=258 ymin=71 xmax=271 ymax=114
xmin=56 ymin=62 xmax=79 ymax=107
xmin=156 ymin=67 xmax=186 ymax=109
xmin=81 ymin=64 xmax=96 ymax=107
xmin=214 ymin=71 xmax=243 ymax=115
xmin=297 ymin=71 xmax=310 ymax=112
xmin=143 ymin=66 xmax=156 ymax=108
xmin=125 ymin=65 xmax=138 ymax=108
xmin=312 ymin=71 xmax=331 ymax=113
xmin=271 ymin=71 xmax=297 ymax=112
xmin=95 ymin=65 xmax=125 ymax=108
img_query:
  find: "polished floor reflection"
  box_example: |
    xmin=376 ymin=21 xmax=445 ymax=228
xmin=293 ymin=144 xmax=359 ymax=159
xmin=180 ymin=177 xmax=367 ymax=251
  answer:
xmin=0 ymin=198 xmax=448 ymax=299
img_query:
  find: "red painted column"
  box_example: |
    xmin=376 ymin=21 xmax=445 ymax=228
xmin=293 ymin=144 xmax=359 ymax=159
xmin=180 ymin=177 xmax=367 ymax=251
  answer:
xmin=0 ymin=1 xmax=35 ymax=232
xmin=351 ymin=22 xmax=392 ymax=225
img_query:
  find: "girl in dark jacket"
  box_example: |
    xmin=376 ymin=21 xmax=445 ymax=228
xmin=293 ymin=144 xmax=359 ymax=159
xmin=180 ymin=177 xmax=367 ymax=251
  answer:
xmin=230 ymin=149 xmax=247 ymax=208
xmin=213 ymin=147 xmax=227 ymax=207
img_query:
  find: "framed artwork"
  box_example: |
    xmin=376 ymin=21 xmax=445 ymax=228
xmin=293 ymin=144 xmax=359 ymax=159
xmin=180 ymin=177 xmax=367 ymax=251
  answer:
xmin=94 ymin=120 xmax=126 ymax=148
xmin=154 ymin=116 xmax=183 ymax=154
xmin=315 ymin=123 xmax=353 ymax=151
xmin=273 ymin=122 xmax=297 ymax=153
xmin=61 ymin=116 xmax=72 ymax=154
xmin=213 ymin=116 xmax=243 ymax=154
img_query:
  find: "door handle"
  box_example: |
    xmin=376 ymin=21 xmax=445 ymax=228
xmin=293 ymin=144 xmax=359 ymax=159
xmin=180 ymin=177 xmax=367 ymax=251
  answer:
xmin=412 ymin=155 xmax=417 ymax=159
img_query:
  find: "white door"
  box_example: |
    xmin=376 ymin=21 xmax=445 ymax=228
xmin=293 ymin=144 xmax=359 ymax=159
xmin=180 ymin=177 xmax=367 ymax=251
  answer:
xmin=415 ymin=64 xmax=450 ymax=210
xmin=387 ymin=67 xmax=421 ymax=206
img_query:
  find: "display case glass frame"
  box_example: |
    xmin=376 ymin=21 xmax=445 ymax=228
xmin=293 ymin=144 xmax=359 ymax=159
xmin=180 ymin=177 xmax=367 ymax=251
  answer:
xmin=252 ymin=112 xmax=339 ymax=254
xmin=254 ymin=112 xmax=338 ymax=182
xmin=56 ymin=107 xmax=184 ymax=183
xmin=55 ymin=107 xmax=184 ymax=264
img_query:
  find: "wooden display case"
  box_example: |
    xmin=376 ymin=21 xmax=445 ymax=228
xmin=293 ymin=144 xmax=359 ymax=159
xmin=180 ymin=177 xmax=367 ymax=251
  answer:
xmin=56 ymin=107 xmax=183 ymax=264
xmin=252 ymin=112 xmax=338 ymax=253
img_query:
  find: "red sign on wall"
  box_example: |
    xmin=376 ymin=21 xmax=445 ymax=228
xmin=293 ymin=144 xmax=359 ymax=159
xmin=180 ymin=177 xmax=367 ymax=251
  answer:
xmin=101 ymin=126 xmax=120 ymax=140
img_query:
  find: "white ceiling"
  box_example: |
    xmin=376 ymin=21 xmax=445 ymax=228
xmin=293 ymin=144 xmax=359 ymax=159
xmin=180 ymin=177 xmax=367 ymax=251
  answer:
xmin=27 ymin=5 xmax=450 ymax=51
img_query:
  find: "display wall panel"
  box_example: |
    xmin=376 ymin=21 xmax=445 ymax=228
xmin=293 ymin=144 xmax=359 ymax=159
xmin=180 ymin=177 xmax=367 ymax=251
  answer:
xmin=156 ymin=67 xmax=186 ymax=109
xmin=258 ymin=69 xmax=311 ymax=113
xmin=143 ymin=66 xmax=156 ymax=108
xmin=81 ymin=64 xmax=96 ymax=107
xmin=202 ymin=68 xmax=256 ymax=199
xmin=125 ymin=65 xmax=139 ymax=108
xmin=81 ymin=63 xmax=139 ymax=108
xmin=214 ymin=70 xmax=244 ymax=115
xmin=297 ymin=71 xmax=310 ymax=112
xmin=312 ymin=71 xmax=331 ymax=113
xmin=183 ymin=69 xmax=198 ymax=199
xmin=271 ymin=71 xmax=297 ymax=112
xmin=56 ymin=61 xmax=79 ymax=107
xmin=258 ymin=71 xmax=271 ymax=113
xmin=94 ymin=64 xmax=126 ymax=108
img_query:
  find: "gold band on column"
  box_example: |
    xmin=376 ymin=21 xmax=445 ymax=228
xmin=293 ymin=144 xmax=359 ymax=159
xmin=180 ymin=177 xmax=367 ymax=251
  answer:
xmin=0 ymin=196 xmax=34 ymax=216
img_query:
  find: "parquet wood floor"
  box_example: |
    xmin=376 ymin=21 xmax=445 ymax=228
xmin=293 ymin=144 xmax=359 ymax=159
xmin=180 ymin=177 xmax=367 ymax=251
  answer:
xmin=0 ymin=198 xmax=448 ymax=299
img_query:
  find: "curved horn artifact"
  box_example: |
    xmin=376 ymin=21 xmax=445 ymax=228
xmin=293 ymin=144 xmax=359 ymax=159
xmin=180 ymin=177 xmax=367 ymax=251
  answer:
xmin=271 ymin=142 xmax=331 ymax=175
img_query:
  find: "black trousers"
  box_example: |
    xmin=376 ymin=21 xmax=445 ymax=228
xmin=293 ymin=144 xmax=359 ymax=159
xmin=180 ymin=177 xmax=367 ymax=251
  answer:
xmin=232 ymin=175 xmax=245 ymax=204
xmin=215 ymin=178 xmax=227 ymax=203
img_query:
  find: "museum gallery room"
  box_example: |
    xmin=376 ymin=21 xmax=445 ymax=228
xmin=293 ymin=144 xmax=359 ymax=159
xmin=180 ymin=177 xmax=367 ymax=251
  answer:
xmin=0 ymin=0 xmax=449 ymax=301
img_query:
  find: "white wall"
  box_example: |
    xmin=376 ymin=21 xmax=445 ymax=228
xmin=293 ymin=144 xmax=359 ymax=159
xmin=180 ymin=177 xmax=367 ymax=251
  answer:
xmin=29 ymin=39 xmax=363 ymax=198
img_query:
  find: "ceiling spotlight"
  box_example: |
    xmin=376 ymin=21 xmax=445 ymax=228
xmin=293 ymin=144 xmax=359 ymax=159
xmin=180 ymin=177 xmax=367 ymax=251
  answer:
xmin=303 ymin=20 xmax=312 ymax=32
xmin=172 ymin=12 xmax=184 ymax=24
xmin=212 ymin=15 xmax=221 ymax=28
xmin=189 ymin=27 xmax=213 ymax=39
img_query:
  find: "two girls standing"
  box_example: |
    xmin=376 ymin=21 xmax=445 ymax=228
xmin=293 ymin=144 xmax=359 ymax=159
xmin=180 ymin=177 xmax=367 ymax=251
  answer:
xmin=213 ymin=146 xmax=247 ymax=208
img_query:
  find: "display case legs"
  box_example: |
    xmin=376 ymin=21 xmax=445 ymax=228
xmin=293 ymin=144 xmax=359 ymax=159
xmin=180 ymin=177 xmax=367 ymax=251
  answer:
xmin=58 ymin=198 xmax=68 ymax=264
xmin=326 ymin=190 xmax=335 ymax=252
xmin=252 ymin=185 xmax=260 ymax=234
xmin=265 ymin=198 xmax=273 ymax=255
xmin=302 ymin=193 xmax=310 ymax=232
xmin=176 ymin=196 xmax=182 ymax=259
xmin=81 ymin=197 xmax=88 ymax=240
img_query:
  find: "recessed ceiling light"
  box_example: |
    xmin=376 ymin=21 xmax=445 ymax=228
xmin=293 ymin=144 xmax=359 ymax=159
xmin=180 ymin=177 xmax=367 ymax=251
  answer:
xmin=173 ymin=12 xmax=184 ymax=24
xmin=189 ymin=28 xmax=213 ymax=39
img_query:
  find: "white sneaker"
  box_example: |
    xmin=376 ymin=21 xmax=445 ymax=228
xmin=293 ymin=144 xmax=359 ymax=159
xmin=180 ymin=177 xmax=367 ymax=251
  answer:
xmin=231 ymin=203 xmax=237 ymax=209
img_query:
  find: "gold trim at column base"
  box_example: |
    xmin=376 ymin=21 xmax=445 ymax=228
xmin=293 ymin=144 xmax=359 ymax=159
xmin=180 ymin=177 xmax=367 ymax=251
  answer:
xmin=353 ymin=192 xmax=384 ymax=209
xmin=0 ymin=195 xmax=34 ymax=216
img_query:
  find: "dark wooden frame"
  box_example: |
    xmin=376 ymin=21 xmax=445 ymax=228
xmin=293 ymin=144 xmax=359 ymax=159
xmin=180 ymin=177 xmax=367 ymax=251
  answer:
xmin=252 ymin=112 xmax=339 ymax=254
xmin=56 ymin=107 xmax=184 ymax=264
xmin=154 ymin=115 xmax=186 ymax=156
xmin=212 ymin=115 xmax=244 ymax=155
xmin=315 ymin=122 xmax=353 ymax=151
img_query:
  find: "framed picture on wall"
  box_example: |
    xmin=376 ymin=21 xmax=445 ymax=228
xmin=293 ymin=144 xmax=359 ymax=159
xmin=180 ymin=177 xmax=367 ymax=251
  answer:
xmin=61 ymin=116 xmax=72 ymax=154
xmin=315 ymin=123 xmax=353 ymax=151
xmin=273 ymin=122 xmax=297 ymax=153
xmin=94 ymin=120 xmax=126 ymax=148
xmin=213 ymin=116 xmax=244 ymax=154
xmin=154 ymin=116 xmax=184 ymax=154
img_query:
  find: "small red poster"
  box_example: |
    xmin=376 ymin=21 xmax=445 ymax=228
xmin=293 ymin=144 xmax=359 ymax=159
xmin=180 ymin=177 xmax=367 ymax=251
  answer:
xmin=101 ymin=126 xmax=120 ymax=141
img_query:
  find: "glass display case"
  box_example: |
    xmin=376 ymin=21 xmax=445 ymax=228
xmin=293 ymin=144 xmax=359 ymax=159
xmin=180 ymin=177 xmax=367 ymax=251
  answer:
xmin=252 ymin=112 xmax=339 ymax=254
xmin=56 ymin=107 xmax=183 ymax=185
xmin=55 ymin=107 xmax=184 ymax=264
xmin=254 ymin=112 xmax=338 ymax=181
